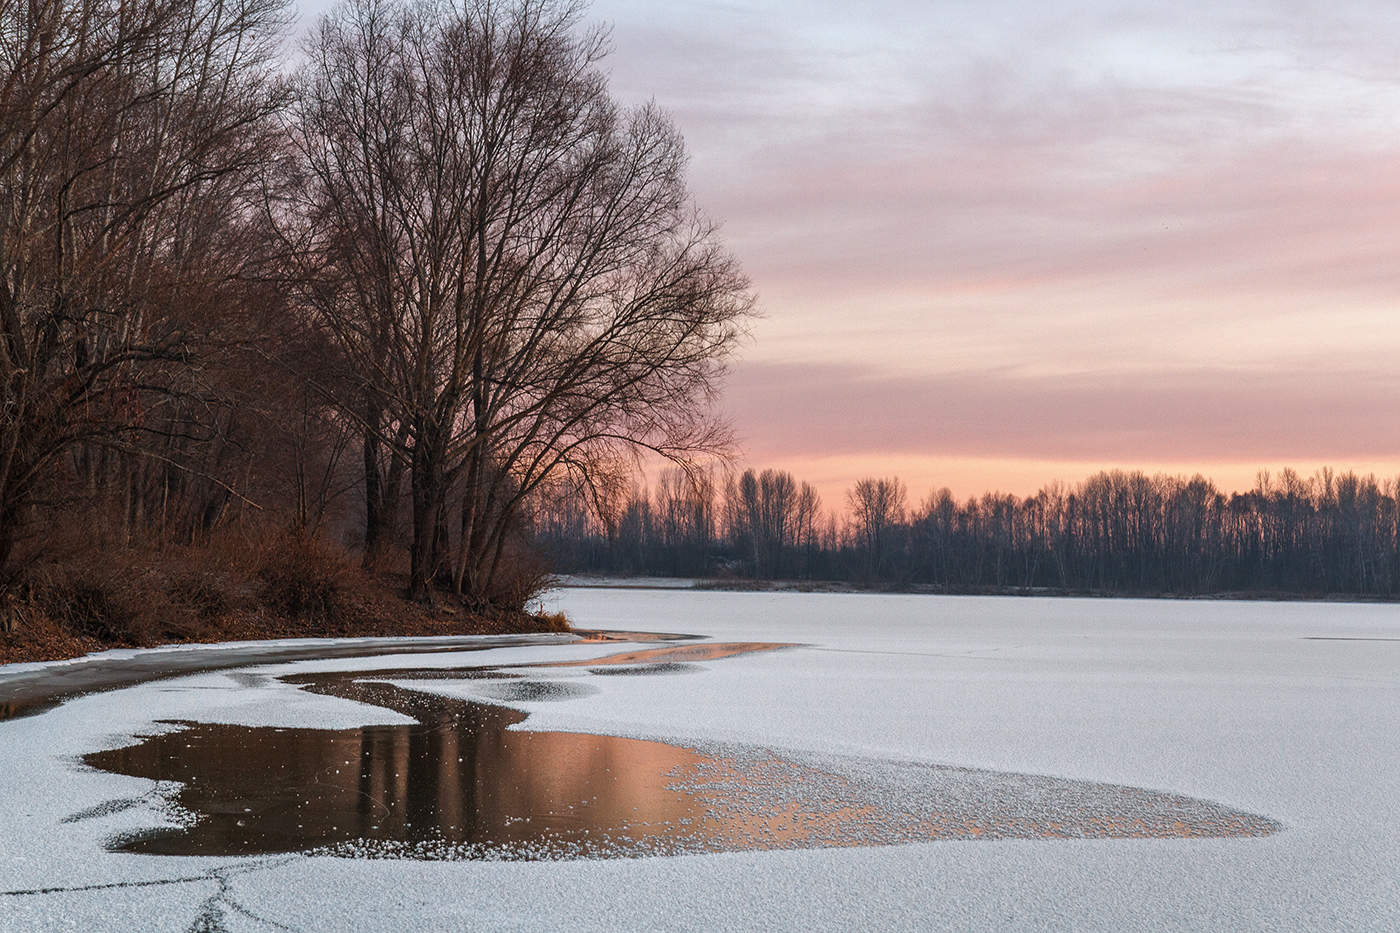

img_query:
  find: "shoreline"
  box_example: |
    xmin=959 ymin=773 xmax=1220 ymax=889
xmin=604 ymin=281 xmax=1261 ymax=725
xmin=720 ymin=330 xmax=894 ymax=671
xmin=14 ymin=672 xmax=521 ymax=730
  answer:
xmin=1 ymin=557 xmax=573 ymax=668
xmin=0 ymin=627 xmax=696 ymax=722
xmin=558 ymin=575 xmax=1400 ymax=605
xmin=0 ymin=632 xmax=580 ymax=722
xmin=8 ymin=575 xmax=1393 ymax=674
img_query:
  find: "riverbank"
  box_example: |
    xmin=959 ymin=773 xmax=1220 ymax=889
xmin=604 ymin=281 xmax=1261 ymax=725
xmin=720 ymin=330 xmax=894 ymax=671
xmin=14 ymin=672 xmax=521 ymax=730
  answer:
xmin=1 ymin=535 xmax=568 ymax=666
xmin=0 ymin=586 xmax=568 ymax=667
xmin=0 ymin=631 xmax=589 ymax=721
xmin=559 ymin=573 xmax=1400 ymax=604
xmin=1 ymin=594 xmax=569 ymax=670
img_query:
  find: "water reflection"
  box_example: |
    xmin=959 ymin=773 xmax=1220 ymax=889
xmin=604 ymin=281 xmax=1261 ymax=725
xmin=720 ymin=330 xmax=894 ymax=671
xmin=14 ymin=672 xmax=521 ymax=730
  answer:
xmin=88 ymin=682 xmax=726 ymax=859
xmin=80 ymin=642 xmax=1282 ymax=860
xmin=84 ymin=644 xmax=797 ymax=859
xmin=542 ymin=641 xmax=792 ymax=668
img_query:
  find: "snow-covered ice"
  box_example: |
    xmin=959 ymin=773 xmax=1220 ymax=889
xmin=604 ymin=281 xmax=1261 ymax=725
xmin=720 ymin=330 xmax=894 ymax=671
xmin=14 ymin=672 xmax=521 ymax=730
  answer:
xmin=2 ymin=589 xmax=1398 ymax=931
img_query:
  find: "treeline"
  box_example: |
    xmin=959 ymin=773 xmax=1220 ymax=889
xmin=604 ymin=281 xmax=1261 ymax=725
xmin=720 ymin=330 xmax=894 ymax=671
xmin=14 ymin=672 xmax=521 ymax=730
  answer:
xmin=535 ymin=467 xmax=1400 ymax=597
xmin=0 ymin=0 xmax=749 ymax=629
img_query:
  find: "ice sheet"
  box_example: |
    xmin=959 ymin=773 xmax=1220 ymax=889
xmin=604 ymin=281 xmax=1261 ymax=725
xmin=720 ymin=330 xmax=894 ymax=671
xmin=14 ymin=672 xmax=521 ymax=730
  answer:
xmin=2 ymin=590 xmax=1397 ymax=931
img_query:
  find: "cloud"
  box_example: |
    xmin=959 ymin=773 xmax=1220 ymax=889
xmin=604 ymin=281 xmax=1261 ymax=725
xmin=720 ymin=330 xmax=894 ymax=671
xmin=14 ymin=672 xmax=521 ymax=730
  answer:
xmin=588 ymin=0 xmax=1400 ymax=343
xmin=289 ymin=0 xmax=1400 ymax=493
xmin=723 ymin=359 xmax=1400 ymax=464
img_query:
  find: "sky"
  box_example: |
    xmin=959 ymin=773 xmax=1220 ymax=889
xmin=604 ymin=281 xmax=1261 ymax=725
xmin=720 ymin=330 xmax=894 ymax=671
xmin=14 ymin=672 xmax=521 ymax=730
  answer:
xmin=294 ymin=0 xmax=1400 ymax=506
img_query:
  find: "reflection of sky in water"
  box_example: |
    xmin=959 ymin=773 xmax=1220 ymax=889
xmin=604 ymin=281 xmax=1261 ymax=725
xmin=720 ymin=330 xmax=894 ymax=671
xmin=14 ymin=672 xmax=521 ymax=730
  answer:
xmin=81 ymin=644 xmax=1280 ymax=860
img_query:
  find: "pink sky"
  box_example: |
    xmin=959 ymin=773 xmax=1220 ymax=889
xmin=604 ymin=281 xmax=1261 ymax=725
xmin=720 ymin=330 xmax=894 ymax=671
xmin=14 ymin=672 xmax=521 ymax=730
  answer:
xmin=298 ymin=0 xmax=1400 ymax=505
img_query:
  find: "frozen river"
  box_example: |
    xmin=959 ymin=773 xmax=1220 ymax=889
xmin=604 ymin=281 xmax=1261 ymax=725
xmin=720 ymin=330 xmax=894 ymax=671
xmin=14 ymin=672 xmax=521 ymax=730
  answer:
xmin=1 ymin=589 xmax=1398 ymax=930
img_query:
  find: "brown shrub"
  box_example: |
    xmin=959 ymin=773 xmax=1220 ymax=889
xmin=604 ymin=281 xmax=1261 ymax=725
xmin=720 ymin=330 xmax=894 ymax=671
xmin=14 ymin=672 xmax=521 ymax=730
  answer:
xmin=1 ymin=508 xmax=561 ymax=662
xmin=0 ymin=590 xmax=21 ymax=636
xmin=166 ymin=572 xmax=234 ymax=619
xmin=6 ymin=516 xmax=261 ymax=647
xmin=476 ymin=544 xmax=556 ymax=613
xmin=533 ymin=610 xmax=571 ymax=632
xmin=257 ymin=532 xmax=355 ymax=623
xmin=28 ymin=567 xmax=162 ymax=645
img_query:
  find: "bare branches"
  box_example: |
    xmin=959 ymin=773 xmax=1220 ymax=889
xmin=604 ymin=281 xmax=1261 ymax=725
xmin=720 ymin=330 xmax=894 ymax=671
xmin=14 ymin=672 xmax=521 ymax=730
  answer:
xmin=0 ymin=0 xmax=750 ymax=613
xmin=289 ymin=0 xmax=752 ymax=606
xmin=0 ymin=0 xmax=290 ymax=577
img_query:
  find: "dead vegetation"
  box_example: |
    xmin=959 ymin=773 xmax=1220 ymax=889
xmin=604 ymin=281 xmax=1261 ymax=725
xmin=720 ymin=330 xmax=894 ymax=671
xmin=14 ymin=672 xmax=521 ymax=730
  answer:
xmin=0 ymin=518 xmax=567 ymax=665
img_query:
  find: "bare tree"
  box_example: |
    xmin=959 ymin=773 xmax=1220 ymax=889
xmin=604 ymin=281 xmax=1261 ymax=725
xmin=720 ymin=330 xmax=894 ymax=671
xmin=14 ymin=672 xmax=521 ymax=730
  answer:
xmin=848 ymin=476 xmax=906 ymax=582
xmin=545 ymin=462 xmax=1400 ymax=599
xmin=792 ymin=480 xmax=821 ymax=577
xmin=289 ymin=0 xmax=751 ymax=607
xmin=724 ymin=467 xmax=798 ymax=578
xmin=0 ymin=0 xmax=289 ymax=586
xmin=654 ymin=466 xmax=713 ymax=574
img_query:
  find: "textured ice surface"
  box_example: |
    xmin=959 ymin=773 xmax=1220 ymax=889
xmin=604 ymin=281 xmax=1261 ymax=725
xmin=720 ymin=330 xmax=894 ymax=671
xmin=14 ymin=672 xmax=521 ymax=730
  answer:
xmin=78 ymin=667 xmax=1276 ymax=862
xmin=3 ymin=591 xmax=1399 ymax=930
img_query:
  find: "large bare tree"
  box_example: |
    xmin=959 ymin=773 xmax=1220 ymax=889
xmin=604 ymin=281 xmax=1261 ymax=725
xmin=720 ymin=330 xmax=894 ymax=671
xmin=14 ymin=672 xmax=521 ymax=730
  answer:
xmin=289 ymin=0 xmax=752 ymax=606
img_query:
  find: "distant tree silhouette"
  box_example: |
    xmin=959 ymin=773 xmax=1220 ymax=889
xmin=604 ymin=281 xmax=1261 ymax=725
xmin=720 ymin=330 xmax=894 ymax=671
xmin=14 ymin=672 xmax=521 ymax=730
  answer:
xmin=722 ymin=469 xmax=799 ymax=577
xmin=535 ymin=466 xmax=1400 ymax=598
xmin=848 ymin=476 xmax=906 ymax=582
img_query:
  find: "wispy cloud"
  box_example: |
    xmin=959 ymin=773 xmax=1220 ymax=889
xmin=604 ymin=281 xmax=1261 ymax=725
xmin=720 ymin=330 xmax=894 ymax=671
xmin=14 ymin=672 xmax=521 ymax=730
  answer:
xmin=292 ymin=0 xmax=1400 ymax=490
xmin=586 ymin=0 xmax=1400 ymax=490
xmin=725 ymin=360 xmax=1400 ymax=463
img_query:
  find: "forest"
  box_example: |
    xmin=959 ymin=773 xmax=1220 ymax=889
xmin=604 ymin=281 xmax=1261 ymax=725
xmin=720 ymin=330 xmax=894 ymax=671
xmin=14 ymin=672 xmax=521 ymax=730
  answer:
xmin=2 ymin=0 xmax=1395 ymax=664
xmin=0 ymin=0 xmax=749 ymax=652
xmin=537 ymin=467 xmax=1400 ymax=597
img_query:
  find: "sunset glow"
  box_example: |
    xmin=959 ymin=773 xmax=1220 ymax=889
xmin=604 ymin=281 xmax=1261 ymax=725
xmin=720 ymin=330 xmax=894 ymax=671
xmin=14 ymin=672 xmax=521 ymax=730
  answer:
xmin=564 ymin=0 xmax=1400 ymax=499
xmin=276 ymin=0 xmax=1400 ymax=500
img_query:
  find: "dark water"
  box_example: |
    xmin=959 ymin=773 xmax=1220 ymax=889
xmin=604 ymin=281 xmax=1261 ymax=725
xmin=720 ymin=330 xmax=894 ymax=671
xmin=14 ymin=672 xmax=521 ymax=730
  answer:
xmin=0 ymin=631 xmax=685 ymax=722
xmin=83 ymin=643 xmax=800 ymax=859
xmin=80 ymin=642 xmax=1282 ymax=860
xmin=86 ymin=681 xmax=728 ymax=859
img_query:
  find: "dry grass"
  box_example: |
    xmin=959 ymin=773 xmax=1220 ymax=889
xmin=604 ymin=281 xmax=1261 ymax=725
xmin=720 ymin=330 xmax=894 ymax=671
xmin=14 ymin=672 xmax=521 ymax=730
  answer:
xmin=256 ymin=532 xmax=355 ymax=623
xmin=0 ymin=519 xmax=569 ymax=665
xmin=534 ymin=610 xmax=571 ymax=633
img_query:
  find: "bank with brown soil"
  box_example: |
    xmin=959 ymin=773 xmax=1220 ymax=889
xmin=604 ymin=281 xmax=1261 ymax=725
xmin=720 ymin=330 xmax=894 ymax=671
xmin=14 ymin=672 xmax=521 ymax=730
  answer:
xmin=1 ymin=532 xmax=567 ymax=666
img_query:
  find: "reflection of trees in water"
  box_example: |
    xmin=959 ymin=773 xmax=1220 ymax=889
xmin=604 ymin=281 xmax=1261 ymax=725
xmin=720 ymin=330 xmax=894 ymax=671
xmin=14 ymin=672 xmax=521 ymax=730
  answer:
xmin=83 ymin=678 xmax=716 ymax=857
xmin=81 ymin=660 xmax=1281 ymax=860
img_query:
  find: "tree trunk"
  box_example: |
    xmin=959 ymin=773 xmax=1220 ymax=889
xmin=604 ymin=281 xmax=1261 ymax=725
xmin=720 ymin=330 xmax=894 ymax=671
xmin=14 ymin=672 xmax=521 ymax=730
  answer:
xmin=362 ymin=410 xmax=386 ymax=569
xmin=408 ymin=429 xmax=444 ymax=604
xmin=0 ymin=502 xmax=17 ymax=592
xmin=362 ymin=411 xmax=407 ymax=571
xmin=452 ymin=445 xmax=483 ymax=596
